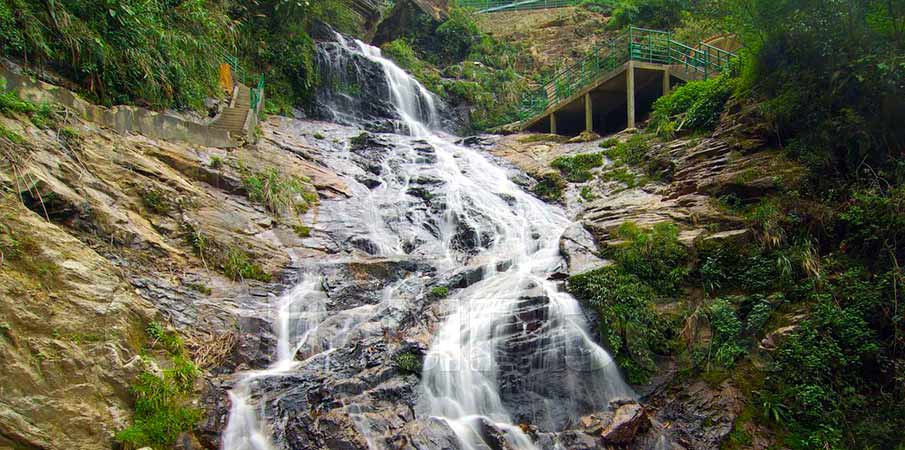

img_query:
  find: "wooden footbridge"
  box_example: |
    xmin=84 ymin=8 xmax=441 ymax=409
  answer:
xmin=517 ymin=27 xmax=736 ymax=135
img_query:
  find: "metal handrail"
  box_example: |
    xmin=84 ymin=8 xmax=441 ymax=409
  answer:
xmin=458 ymin=0 xmax=581 ymax=13
xmin=517 ymin=26 xmax=736 ymax=121
xmin=219 ymin=50 xmax=266 ymax=113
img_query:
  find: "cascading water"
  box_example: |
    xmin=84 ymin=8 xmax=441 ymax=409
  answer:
xmin=221 ymin=33 xmax=633 ymax=450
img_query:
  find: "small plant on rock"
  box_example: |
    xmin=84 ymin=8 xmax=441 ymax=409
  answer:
xmin=429 ymin=286 xmax=449 ymax=298
xmin=395 ymin=351 xmax=422 ymax=374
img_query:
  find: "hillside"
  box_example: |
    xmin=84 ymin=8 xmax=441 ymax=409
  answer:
xmin=1 ymin=1 xmax=904 ymax=450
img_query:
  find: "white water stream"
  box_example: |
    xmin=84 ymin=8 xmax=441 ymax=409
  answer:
xmin=222 ymin=35 xmax=632 ymax=450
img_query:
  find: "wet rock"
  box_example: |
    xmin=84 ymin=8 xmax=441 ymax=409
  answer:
xmin=356 ymin=175 xmax=382 ymax=189
xmin=559 ymin=223 xmax=608 ymax=276
xmin=600 ymin=401 xmax=651 ymax=444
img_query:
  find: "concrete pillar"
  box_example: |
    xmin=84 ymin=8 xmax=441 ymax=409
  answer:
xmin=550 ymin=112 xmax=557 ymax=134
xmin=662 ymin=68 xmax=671 ymax=96
xmin=584 ymin=93 xmax=593 ymax=133
xmin=626 ymin=61 xmax=636 ymax=129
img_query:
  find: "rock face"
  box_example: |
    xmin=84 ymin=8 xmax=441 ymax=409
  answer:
xmin=0 ymin=104 xmax=349 ymax=448
xmin=0 ymin=200 xmax=153 ymax=450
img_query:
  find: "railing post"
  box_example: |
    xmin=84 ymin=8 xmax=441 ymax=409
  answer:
xmin=585 ymin=93 xmax=593 ymax=132
xmin=705 ymin=45 xmax=710 ymax=79
xmin=626 ymin=60 xmax=635 ymax=129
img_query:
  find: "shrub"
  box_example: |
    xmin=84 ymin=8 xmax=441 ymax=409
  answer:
xmin=222 ymin=247 xmax=271 ymax=282
xmin=604 ymin=134 xmax=650 ymax=166
xmin=569 ymin=266 xmax=664 ymax=383
xmin=434 ymin=8 xmax=483 ymax=64
xmin=550 ymin=152 xmax=605 ymax=183
xmin=608 ymin=0 xmax=690 ymax=30
xmin=241 ymin=168 xmax=316 ymax=216
xmin=117 ymin=323 xmax=201 ymax=449
xmin=531 ymin=172 xmax=566 ymax=202
xmin=706 ymin=297 xmax=745 ymax=367
xmin=142 ymin=189 xmax=170 ymax=215
xmin=395 ymin=351 xmax=422 ymax=374
xmin=650 ymin=75 xmax=734 ymax=136
xmin=580 ymin=186 xmax=598 ymax=201
xmin=569 ymin=221 xmax=688 ymax=383
xmin=611 ymin=222 xmax=689 ymax=295
xmin=429 ymin=286 xmax=449 ymax=298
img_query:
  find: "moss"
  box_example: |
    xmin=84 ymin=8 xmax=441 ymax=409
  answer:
xmin=599 ymin=137 xmax=620 ymax=148
xmin=184 ymin=282 xmax=211 ymax=295
xmin=0 ymin=217 xmax=61 ymax=289
xmin=517 ymin=134 xmax=570 ymax=144
xmin=580 ymin=186 xmax=597 ymax=201
xmin=312 ymin=133 xmax=325 ymax=140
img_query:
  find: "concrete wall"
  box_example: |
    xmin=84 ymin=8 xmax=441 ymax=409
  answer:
xmin=0 ymin=61 xmax=241 ymax=148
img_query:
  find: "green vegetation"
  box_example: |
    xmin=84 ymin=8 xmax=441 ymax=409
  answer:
xmin=429 ymin=286 xmax=449 ymax=299
xmin=222 ymin=247 xmax=270 ymax=282
xmin=550 ymin=152 xmax=604 ymax=182
xmin=379 ymin=6 xmax=538 ymax=130
xmin=0 ymin=215 xmax=60 ymax=288
xmin=141 ymin=189 xmax=170 ymax=215
xmin=395 ymin=351 xmax=422 ymax=374
xmin=602 ymin=134 xmax=649 ymax=166
xmin=569 ymin=222 xmax=688 ymax=383
xmin=650 ymin=75 xmax=735 ymax=137
xmin=580 ymin=185 xmax=597 ymax=201
xmin=208 ymin=156 xmax=224 ymax=170
xmin=292 ymin=224 xmax=311 ymax=238
xmin=607 ymin=0 xmax=689 ymax=29
xmin=531 ymin=172 xmax=566 ymax=202
xmin=185 ymin=282 xmax=212 ymax=295
xmin=599 ymin=166 xmax=643 ymax=188
xmin=183 ymin=224 xmax=271 ymax=282
xmin=0 ymin=123 xmax=23 ymax=143
xmin=0 ymin=0 xmax=355 ymax=112
xmin=117 ymin=322 xmax=201 ymax=449
xmin=240 ymin=167 xmax=316 ymax=216
xmin=0 ymin=87 xmax=56 ymax=128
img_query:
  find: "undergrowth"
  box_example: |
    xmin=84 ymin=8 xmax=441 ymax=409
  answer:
xmin=116 ymin=321 xmax=201 ymax=449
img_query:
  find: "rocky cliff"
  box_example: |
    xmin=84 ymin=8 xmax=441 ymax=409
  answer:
xmin=0 ymin=93 xmax=351 ymax=448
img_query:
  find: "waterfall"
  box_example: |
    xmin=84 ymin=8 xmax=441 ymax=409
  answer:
xmin=221 ymin=32 xmax=633 ymax=450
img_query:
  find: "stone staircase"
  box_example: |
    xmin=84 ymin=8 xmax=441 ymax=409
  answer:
xmin=211 ymin=83 xmax=253 ymax=137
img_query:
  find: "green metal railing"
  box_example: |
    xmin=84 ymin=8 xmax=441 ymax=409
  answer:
xmin=517 ymin=26 xmax=735 ymax=121
xmin=219 ymin=51 xmax=266 ymax=112
xmin=458 ymin=0 xmax=581 ymax=13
